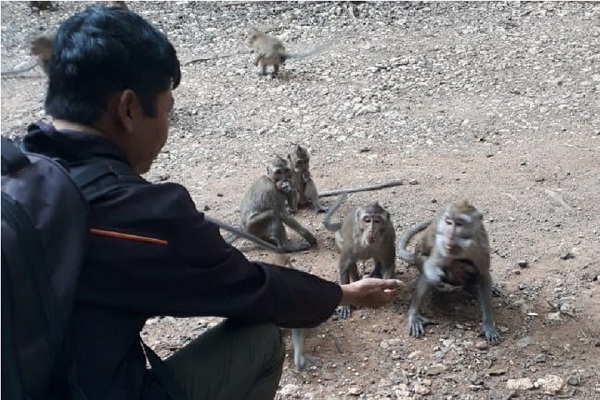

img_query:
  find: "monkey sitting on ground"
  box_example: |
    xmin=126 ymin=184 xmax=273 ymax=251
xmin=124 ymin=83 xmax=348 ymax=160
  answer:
xmin=238 ymin=156 xmax=317 ymax=253
xmin=323 ymin=194 xmax=397 ymax=318
xmin=245 ymin=28 xmax=327 ymax=76
xmin=266 ymin=253 xmax=309 ymax=371
xmin=287 ymin=144 xmax=327 ymax=213
xmin=397 ymin=200 xmax=501 ymax=344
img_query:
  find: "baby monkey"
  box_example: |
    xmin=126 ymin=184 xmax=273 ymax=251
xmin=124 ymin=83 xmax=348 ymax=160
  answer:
xmin=245 ymin=28 xmax=326 ymax=76
xmin=324 ymin=194 xmax=397 ymax=318
xmin=397 ymin=200 xmax=500 ymax=344
xmin=287 ymin=144 xmax=327 ymax=213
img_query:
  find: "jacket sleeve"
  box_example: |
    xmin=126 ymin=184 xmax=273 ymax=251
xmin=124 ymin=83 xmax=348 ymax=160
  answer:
xmin=78 ymin=181 xmax=341 ymax=328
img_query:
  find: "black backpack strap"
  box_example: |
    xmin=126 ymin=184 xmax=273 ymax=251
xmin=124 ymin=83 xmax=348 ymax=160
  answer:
xmin=1 ymin=136 xmax=30 ymax=175
xmin=69 ymin=159 xmax=144 ymax=202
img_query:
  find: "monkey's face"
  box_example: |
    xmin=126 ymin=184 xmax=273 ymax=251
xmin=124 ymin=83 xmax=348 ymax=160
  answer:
xmin=359 ymin=212 xmax=388 ymax=247
xmin=437 ymin=208 xmax=479 ymax=255
xmin=293 ymin=156 xmax=309 ymax=173
xmin=268 ymin=159 xmax=293 ymax=192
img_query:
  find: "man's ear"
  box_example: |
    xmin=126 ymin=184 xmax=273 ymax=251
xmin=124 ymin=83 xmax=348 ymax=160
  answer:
xmin=116 ymin=89 xmax=138 ymax=133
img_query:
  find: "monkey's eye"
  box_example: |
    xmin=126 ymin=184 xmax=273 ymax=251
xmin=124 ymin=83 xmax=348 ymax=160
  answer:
xmin=363 ymin=216 xmax=372 ymax=223
xmin=445 ymin=218 xmax=454 ymax=225
xmin=283 ymin=168 xmax=291 ymax=174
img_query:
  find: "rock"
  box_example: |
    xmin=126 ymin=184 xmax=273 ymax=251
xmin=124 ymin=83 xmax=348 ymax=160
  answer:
xmin=516 ymin=337 xmax=533 ymax=348
xmin=517 ymin=260 xmax=528 ymax=268
xmin=506 ymin=378 xmax=534 ymax=391
xmin=567 ymin=373 xmax=581 ymax=386
xmin=348 ymin=387 xmax=363 ymax=396
xmin=426 ymin=364 xmax=446 ymax=376
xmin=536 ymin=375 xmax=565 ymax=395
xmin=475 ymin=340 xmax=488 ymax=350
xmin=413 ymin=383 xmax=431 ymax=395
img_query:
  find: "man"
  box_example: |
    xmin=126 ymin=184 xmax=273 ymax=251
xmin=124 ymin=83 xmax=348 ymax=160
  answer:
xmin=21 ymin=6 xmax=402 ymax=400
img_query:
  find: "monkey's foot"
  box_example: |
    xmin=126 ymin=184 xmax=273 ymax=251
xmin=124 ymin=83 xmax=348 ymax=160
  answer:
xmin=336 ymin=305 xmax=353 ymax=319
xmin=314 ymin=206 xmax=328 ymax=214
xmin=480 ymin=324 xmax=501 ymax=345
xmin=408 ymin=315 xmax=435 ymax=338
xmin=294 ymin=352 xmax=306 ymax=371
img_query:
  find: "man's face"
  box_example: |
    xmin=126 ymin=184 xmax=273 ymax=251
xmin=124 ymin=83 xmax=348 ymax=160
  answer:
xmin=130 ymin=89 xmax=174 ymax=174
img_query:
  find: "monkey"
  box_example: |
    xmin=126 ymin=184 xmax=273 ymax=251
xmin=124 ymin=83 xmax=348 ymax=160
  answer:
xmin=323 ymin=193 xmax=397 ymax=318
xmin=266 ymin=253 xmax=308 ymax=371
xmin=237 ymin=156 xmax=317 ymax=253
xmin=1 ymin=35 xmax=53 ymax=77
xmin=245 ymin=28 xmax=328 ymax=76
xmin=287 ymin=144 xmax=327 ymax=213
xmin=397 ymin=200 xmax=500 ymax=344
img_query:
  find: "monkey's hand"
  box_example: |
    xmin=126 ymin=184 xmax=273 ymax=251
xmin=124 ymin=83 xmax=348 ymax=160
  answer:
xmin=278 ymin=180 xmax=295 ymax=194
xmin=340 ymin=278 xmax=403 ymax=309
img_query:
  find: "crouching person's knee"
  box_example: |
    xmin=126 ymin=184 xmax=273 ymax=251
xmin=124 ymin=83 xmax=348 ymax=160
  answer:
xmin=163 ymin=320 xmax=285 ymax=400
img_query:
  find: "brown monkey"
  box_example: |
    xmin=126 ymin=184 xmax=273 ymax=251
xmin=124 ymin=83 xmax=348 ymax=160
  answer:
xmin=2 ymin=35 xmax=54 ymax=77
xmin=238 ymin=156 xmax=317 ymax=253
xmin=397 ymin=200 xmax=500 ymax=344
xmin=245 ymin=28 xmax=327 ymax=76
xmin=266 ymin=253 xmax=308 ymax=371
xmin=324 ymin=194 xmax=397 ymax=318
xmin=287 ymin=144 xmax=327 ymax=213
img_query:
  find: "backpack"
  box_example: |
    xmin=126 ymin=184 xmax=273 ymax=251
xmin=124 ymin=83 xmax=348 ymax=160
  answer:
xmin=1 ymin=131 xmax=184 ymax=400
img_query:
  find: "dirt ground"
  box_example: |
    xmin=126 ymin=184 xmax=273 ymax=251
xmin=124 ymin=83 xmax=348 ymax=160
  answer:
xmin=2 ymin=1 xmax=599 ymax=399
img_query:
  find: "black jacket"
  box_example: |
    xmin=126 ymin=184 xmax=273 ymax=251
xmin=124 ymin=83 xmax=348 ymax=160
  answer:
xmin=21 ymin=123 xmax=342 ymax=400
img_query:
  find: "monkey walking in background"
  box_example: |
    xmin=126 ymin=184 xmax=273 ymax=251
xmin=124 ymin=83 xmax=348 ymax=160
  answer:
xmin=236 ymin=156 xmax=317 ymax=253
xmin=1 ymin=35 xmax=53 ymax=77
xmin=245 ymin=28 xmax=328 ymax=76
xmin=3 ymin=3 xmax=127 ymax=77
xmin=287 ymin=144 xmax=327 ymax=213
xmin=266 ymin=253 xmax=309 ymax=371
xmin=397 ymin=200 xmax=501 ymax=344
xmin=323 ymin=194 xmax=397 ymax=318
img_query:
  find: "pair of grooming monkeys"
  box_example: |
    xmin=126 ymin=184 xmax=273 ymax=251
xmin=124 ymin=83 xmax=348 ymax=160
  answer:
xmin=234 ymin=144 xmax=500 ymax=371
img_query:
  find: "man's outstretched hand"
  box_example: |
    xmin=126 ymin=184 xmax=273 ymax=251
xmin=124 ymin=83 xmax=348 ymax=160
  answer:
xmin=339 ymin=278 xmax=403 ymax=309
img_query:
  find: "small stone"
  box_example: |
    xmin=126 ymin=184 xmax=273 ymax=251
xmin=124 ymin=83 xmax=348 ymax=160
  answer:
xmin=537 ymin=375 xmax=565 ymax=395
xmin=547 ymin=311 xmax=562 ymax=321
xmin=407 ymin=350 xmax=422 ymax=360
xmin=516 ymin=337 xmax=533 ymax=348
xmin=517 ymin=260 xmax=528 ymax=268
xmin=426 ymin=364 xmax=446 ymax=376
xmin=475 ymin=341 xmax=488 ymax=350
xmin=534 ymin=354 xmax=546 ymax=363
xmin=413 ymin=384 xmax=431 ymax=395
xmin=485 ymin=366 xmax=508 ymax=376
xmin=567 ymin=373 xmax=581 ymax=386
xmin=348 ymin=387 xmax=363 ymax=396
xmin=506 ymin=378 xmax=534 ymax=391
xmin=408 ymin=179 xmax=419 ymax=185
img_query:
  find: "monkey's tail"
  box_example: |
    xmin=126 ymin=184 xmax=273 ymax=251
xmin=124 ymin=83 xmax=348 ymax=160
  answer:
xmin=318 ymin=180 xmax=404 ymax=198
xmin=397 ymin=219 xmax=431 ymax=264
xmin=284 ymin=43 xmax=331 ymax=60
xmin=204 ymin=215 xmax=284 ymax=254
xmin=322 ymin=193 xmax=348 ymax=232
xmin=1 ymin=62 xmax=38 ymax=77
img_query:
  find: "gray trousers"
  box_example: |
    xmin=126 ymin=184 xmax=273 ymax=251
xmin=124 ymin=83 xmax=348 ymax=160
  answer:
xmin=160 ymin=320 xmax=285 ymax=400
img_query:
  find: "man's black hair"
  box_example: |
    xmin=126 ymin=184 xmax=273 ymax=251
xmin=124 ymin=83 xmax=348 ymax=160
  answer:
xmin=45 ymin=6 xmax=181 ymax=124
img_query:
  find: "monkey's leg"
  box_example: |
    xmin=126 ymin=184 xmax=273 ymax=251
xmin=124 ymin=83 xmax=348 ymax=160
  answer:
xmin=304 ymin=180 xmax=328 ymax=213
xmin=407 ymin=274 xmax=435 ymax=338
xmin=245 ymin=211 xmax=281 ymax=247
xmin=253 ymin=54 xmax=262 ymax=67
xmin=268 ymin=216 xmax=310 ymax=253
xmin=337 ymin=258 xmax=358 ymax=319
xmin=272 ymin=62 xmax=280 ymax=76
xmin=281 ymin=214 xmax=317 ymax=249
xmin=291 ymin=328 xmax=306 ymax=371
xmin=477 ymin=274 xmax=500 ymax=344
